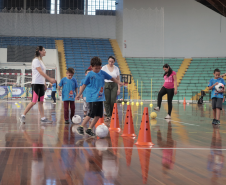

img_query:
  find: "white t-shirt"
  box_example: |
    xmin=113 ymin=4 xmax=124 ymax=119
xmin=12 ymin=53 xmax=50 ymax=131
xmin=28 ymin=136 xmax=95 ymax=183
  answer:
xmin=102 ymin=65 xmax=120 ymax=82
xmin=32 ymin=58 xmax=46 ymax=84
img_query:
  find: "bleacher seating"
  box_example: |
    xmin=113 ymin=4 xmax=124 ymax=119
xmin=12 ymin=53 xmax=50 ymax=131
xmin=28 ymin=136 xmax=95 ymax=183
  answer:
xmin=178 ymin=58 xmax=226 ymax=100
xmin=0 ymin=36 xmax=56 ymax=49
xmin=126 ymin=58 xmax=183 ymax=100
xmin=63 ymin=38 xmax=127 ymax=98
xmin=0 ymin=36 xmax=126 ymax=98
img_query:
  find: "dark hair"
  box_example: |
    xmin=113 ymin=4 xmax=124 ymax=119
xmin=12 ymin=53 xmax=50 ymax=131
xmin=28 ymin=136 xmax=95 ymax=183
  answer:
xmin=35 ymin=46 xmax=44 ymax=58
xmin=90 ymin=57 xmax=102 ymax=67
xmin=214 ymin=68 xmax=220 ymax=73
xmin=108 ymin=56 xmax=115 ymax=61
xmin=67 ymin=68 xmax=75 ymax=74
xmin=85 ymin=69 xmax=91 ymax=74
xmin=163 ymin=64 xmax=173 ymax=77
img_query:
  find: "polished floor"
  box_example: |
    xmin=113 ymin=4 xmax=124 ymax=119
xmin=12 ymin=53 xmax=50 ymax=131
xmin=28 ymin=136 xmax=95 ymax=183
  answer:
xmin=0 ymin=100 xmax=225 ymax=185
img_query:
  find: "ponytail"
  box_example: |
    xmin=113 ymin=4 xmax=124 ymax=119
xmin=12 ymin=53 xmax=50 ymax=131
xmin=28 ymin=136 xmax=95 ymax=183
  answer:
xmin=34 ymin=46 xmax=44 ymax=59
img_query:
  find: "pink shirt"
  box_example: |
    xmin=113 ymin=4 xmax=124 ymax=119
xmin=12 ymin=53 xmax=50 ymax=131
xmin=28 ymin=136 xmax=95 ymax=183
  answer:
xmin=163 ymin=71 xmax=176 ymax=89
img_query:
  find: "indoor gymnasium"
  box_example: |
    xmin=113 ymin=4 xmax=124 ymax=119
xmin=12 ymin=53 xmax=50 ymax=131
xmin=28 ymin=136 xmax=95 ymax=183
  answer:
xmin=0 ymin=0 xmax=226 ymax=184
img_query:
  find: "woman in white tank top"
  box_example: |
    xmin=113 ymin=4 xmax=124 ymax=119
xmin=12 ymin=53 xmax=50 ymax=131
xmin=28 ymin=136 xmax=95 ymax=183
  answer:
xmin=20 ymin=46 xmax=57 ymax=124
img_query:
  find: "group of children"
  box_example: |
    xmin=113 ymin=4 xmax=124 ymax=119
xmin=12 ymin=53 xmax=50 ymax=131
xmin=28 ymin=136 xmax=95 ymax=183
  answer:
xmin=58 ymin=57 xmax=123 ymax=137
xmin=57 ymin=58 xmax=225 ymax=137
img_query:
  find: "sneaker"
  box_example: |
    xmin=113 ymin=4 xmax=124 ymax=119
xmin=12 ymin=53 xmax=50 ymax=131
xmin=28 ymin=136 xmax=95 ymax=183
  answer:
xmin=212 ymin=119 xmax=217 ymax=124
xmin=106 ymin=117 xmax=111 ymax=121
xmin=52 ymin=102 xmax=56 ymax=104
xmin=165 ymin=114 xmax=171 ymax=119
xmin=76 ymin=126 xmax=84 ymax=135
xmin=41 ymin=118 xmax=52 ymax=123
xmin=19 ymin=115 xmax=25 ymax=123
xmin=85 ymin=128 xmax=96 ymax=137
xmin=65 ymin=120 xmax=69 ymax=124
xmin=154 ymin=107 xmax=160 ymax=111
xmin=215 ymin=120 xmax=221 ymax=125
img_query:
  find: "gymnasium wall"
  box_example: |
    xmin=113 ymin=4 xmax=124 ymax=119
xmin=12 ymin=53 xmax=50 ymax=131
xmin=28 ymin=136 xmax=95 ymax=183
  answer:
xmin=0 ymin=13 xmax=116 ymax=39
xmin=121 ymin=0 xmax=226 ymax=58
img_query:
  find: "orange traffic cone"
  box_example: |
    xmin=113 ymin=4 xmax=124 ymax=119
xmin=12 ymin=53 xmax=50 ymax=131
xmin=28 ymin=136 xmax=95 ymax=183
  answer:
xmin=95 ymin=117 xmax=105 ymax=128
xmin=109 ymin=103 xmax=121 ymax=132
xmin=121 ymin=105 xmax=136 ymax=137
xmin=183 ymin=97 xmax=186 ymax=104
xmin=135 ymin=107 xmax=154 ymax=147
xmin=137 ymin=147 xmax=151 ymax=184
xmin=110 ymin=131 xmax=119 ymax=155
xmin=123 ymin=137 xmax=135 ymax=166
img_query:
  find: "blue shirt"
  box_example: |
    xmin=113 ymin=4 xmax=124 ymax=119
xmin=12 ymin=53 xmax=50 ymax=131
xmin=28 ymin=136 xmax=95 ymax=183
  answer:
xmin=59 ymin=77 xmax=78 ymax=101
xmin=208 ymin=78 xmax=225 ymax=99
xmin=84 ymin=70 xmax=112 ymax=102
xmin=52 ymin=83 xmax=56 ymax=91
xmin=80 ymin=78 xmax=87 ymax=98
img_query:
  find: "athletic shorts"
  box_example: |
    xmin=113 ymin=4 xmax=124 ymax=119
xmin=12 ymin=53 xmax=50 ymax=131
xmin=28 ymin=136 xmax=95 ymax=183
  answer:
xmin=31 ymin=84 xmax=45 ymax=103
xmin=212 ymin=98 xmax=223 ymax=110
xmin=88 ymin=101 xmax=103 ymax=118
xmin=83 ymin=97 xmax=90 ymax=112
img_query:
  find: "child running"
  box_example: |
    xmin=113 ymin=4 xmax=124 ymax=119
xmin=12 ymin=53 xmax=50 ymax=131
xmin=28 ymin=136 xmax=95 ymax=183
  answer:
xmin=80 ymin=69 xmax=91 ymax=120
xmin=208 ymin=69 xmax=225 ymax=125
xmin=75 ymin=57 xmax=123 ymax=137
xmin=58 ymin=68 xmax=78 ymax=124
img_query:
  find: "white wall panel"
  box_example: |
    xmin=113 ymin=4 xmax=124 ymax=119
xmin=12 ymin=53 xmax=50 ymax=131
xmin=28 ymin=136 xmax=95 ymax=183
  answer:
xmin=0 ymin=13 xmax=116 ymax=39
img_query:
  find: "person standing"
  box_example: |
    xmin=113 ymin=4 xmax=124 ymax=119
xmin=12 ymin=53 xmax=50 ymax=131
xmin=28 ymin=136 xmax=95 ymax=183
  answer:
xmin=154 ymin=64 xmax=177 ymax=119
xmin=50 ymin=83 xmax=57 ymax=104
xmin=20 ymin=46 xmax=57 ymax=124
xmin=102 ymin=56 xmax=120 ymax=121
xmin=58 ymin=68 xmax=78 ymax=124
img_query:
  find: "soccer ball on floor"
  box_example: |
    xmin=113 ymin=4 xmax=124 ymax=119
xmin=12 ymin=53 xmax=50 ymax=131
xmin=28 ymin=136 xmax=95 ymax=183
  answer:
xmin=215 ymin=83 xmax=225 ymax=92
xmin=95 ymin=124 xmax=109 ymax=138
xmin=72 ymin=115 xmax=81 ymax=124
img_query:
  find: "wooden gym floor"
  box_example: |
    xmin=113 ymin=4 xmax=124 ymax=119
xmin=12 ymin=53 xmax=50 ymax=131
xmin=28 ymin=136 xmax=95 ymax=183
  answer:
xmin=0 ymin=100 xmax=225 ymax=185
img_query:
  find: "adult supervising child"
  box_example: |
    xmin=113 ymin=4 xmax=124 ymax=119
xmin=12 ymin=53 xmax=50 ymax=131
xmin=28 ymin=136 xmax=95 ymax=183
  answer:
xmin=75 ymin=57 xmax=124 ymax=137
xmin=80 ymin=69 xmax=91 ymax=119
xmin=20 ymin=46 xmax=57 ymax=124
xmin=58 ymin=68 xmax=78 ymax=124
xmin=208 ymin=69 xmax=225 ymax=125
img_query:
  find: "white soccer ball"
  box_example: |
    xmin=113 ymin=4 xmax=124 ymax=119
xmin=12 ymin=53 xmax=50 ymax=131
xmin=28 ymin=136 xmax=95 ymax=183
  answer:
xmin=215 ymin=83 xmax=225 ymax=92
xmin=95 ymin=125 xmax=109 ymax=138
xmin=72 ymin=115 xmax=81 ymax=124
xmin=95 ymin=139 xmax=109 ymax=151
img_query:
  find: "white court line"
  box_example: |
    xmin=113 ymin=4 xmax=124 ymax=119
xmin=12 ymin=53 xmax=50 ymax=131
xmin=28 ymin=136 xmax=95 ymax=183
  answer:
xmin=130 ymin=112 xmax=200 ymax=126
xmin=0 ymin=146 xmax=224 ymax=150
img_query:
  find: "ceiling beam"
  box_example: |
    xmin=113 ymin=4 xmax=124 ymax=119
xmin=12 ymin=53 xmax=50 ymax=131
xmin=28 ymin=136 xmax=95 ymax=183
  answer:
xmin=206 ymin=0 xmax=226 ymax=16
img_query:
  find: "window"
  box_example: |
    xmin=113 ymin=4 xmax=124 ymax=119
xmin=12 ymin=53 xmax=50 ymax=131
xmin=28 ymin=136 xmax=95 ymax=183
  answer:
xmin=51 ymin=0 xmax=60 ymax=14
xmin=86 ymin=0 xmax=115 ymax=15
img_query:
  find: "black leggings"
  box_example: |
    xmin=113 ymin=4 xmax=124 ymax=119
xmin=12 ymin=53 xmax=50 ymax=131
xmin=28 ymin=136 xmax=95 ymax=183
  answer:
xmin=51 ymin=91 xmax=56 ymax=102
xmin=157 ymin=86 xmax=174 ymax=116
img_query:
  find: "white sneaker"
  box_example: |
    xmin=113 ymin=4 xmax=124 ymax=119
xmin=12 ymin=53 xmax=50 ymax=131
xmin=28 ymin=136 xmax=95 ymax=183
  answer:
xmin=19 ymin=115 xmax=25 ymax=123
xmin=154 ymin=107 xmax=160 ymax=111
xmin=52 ymin=102 xmax=56 ymax=104
xmin=41 ymin=118 xmax=52 ymax=123
xmin=165 ymin=114 xmax=171 ymax=119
